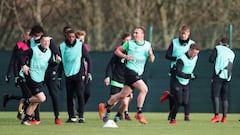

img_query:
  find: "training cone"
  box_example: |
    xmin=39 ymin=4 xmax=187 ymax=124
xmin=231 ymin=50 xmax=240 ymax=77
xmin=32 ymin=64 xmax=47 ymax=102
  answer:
xmin=103 ymin=120 xmax=118 ymax=128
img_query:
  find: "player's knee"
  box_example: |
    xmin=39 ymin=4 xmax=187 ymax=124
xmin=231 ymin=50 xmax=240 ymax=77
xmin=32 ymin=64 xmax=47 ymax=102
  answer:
xmin=119 ymin=94 xmax=125 ymax=100
xmin=141 ymin=88 xmax=148 ymax=94
xmin=39 ymin=94 xmax=46 ymax=103
xmin=122 ymin=100 xmax=128 ymax=106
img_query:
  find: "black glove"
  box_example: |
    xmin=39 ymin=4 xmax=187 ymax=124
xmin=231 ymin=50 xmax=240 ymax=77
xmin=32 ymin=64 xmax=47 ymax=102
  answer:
xmin=86 ymin=73 xmax=92 ymax=84
xmin=190 ymin=73 xmax=197 ymax=80
xmin=15 ymin=77 xmax=20 ymax=88
xmin=4 ymin=75 xmax=10 ymax=83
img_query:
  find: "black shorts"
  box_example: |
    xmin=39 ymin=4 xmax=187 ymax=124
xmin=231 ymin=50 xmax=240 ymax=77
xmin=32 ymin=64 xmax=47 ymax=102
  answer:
xmin=110 ymin=86 xmax=122 ymax=95
xmin=109 ymin=85 xmax=133 ymax=97
xmin=26 ymin=76 xmax=44 ymax=95
xmin=124 ymin=68 xmax=142 ymax=88
xmin=19 ymin=77 xmax=32 ymax=98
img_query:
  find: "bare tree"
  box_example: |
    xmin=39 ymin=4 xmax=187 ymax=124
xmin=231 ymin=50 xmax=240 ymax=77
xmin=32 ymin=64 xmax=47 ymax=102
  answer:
xmin=1 ymin=0 xmax=240 ymax=51
xmin=155 ymin=0 xmax=187 ymax=49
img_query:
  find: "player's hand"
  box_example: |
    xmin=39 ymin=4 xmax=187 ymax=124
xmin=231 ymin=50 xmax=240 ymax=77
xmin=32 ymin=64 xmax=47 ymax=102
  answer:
xmin=22 ymin=65 xmax=30 ymax=75
xmin=4 ymin=75 xmax=10 ymax=83
xmin=148 ymin=48 xmax=155 ymax=63
xmin=104 ymin=77 xmax=110 ymax=86
xmin=55 ymin=54 xmax=62 ymax=63
xmin=86 ymin=73 xmax=92 ymax=84
xmin=14 ymin=77 xmax=20 ymax=88
xmin=190 ymin=73 xmax=197 ymax=80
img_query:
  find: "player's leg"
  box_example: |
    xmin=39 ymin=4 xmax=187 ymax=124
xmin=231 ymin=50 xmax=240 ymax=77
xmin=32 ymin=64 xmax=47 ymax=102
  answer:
xmin=182 ymin=85 xmax=190 ymax=121
xmin=133 ymin=80 xmax=148 ymax=124
xmin=210 ymin=77 xmax=222 ymax=123
xmin=220 ymin=80 xmax=229 ymax=123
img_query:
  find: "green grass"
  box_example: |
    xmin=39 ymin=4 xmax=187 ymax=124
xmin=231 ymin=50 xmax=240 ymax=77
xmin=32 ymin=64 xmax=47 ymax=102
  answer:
xmin=0 ymin=112 xmax=239 ymax=135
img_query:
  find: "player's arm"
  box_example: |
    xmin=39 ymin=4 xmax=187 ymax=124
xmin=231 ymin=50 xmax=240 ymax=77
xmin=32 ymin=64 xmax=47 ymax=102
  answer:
xmin=4 ymin=45 xmax=18 ymax=82
xmin=19 ymin=48 xmax=33 ymax=75
xmin=165 ymin=42 xmax=177 ymax=61
xmin=176 ymin=59 xmax=191 ymax=79
xmin=57 ymin=48 xmax=63 ymax=79
xmin=82 ymin=45 xmax=92 ymax=82
xmin=208 ymin=48 xmax=217 ymax=63
xmin=49 ymin=38 xmax=60 ymax=56
xmin=104 ymin=55 xmax=117 ymax=86
xmin=12 ymin=46 xmax=21 ymax=78
xmin=148 ymin=47 xmax=155 ymax=63
xmin=115 ymin=42 xmax=133 ymax=60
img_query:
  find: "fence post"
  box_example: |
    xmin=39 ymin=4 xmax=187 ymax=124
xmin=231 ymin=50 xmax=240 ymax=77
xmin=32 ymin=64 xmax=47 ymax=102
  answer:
xmin=148 ymin=26 xmax=153 ymax=43
xmin=228 ymin=24 xmax=233 ymax=48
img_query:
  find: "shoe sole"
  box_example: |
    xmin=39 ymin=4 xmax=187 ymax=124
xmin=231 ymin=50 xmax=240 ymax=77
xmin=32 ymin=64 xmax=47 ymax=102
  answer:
xmin=210 ymin=119 xmax=219 ymax=123
xmin=31 ymin=122 xmax=41 ymax=125
xmin=138 ymin=119 xmax=148 ymax=124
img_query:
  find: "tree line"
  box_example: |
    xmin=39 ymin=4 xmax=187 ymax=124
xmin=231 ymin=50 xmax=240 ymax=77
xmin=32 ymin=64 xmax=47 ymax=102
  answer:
xmin=1 ymin=0 xmax=240 ymax=51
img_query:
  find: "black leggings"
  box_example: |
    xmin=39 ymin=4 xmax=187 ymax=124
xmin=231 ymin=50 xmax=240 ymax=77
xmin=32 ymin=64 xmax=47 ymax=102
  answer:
xmin=170 ymin=77 xmax=191 ymax=120
xmin=211 ymin=77 xmax=229 ymax=117
xmin=83 ymin=79 xmax=91 ymax=104
xmin=65 ymin=78 xmax=85 ymax=118
xmin=45 ymin=68 xmax=60 ymax=119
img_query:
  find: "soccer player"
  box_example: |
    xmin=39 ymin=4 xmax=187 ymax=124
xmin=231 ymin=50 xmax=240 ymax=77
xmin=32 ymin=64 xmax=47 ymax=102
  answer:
xmin=99 ymin=32 xmax=132 ymax=122
xmin=3 ymin=29 xmax=31 ymax=120
xmin=75 ymin=30 xmax=92 ymax=104
xmin=31 ymin=25 xmax=63 ymax=124
xmin=161 ymin=25 xmax=195 ymax=121
xmin=58 ymin=30 xmax=92 ymax=123
xmin=99 ymin=26 xmax=155 ymax=124
xmin=160 ymin=43 xmax=200 ymax=124
xmin=209 ymin=37 xmax=235 ymax=123
xmin=19 ymin=35 xmax=61 ymax=125
xmin=18 ymin=25 xmax=63 ymax=124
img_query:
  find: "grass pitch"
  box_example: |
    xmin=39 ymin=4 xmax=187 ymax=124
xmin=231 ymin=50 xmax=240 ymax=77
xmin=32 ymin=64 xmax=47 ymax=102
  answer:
xmin=0 ymin=112 xmax=239 ymax=135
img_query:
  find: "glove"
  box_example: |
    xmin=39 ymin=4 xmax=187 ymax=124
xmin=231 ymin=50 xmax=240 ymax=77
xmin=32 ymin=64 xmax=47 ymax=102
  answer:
xmin=4 ymin=75 xmax=10 ymax=83
xmin=86 ymin=73 xmax=92 ymax=84
xmin=190 ymin=73 xmax=197 ymax=80
xmin=15 ymin=77 xmax=20 ymax=88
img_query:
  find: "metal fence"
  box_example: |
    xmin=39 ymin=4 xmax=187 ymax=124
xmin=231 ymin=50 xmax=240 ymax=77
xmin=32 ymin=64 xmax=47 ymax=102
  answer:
xmin=1 ymin=50 xmax=240 ymax=113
